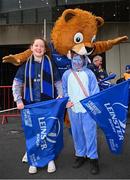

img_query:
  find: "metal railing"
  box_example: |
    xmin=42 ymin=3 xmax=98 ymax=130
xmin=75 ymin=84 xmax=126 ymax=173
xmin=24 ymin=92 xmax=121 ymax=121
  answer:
xmin=0 ymin=86 xmax=20 ymax=124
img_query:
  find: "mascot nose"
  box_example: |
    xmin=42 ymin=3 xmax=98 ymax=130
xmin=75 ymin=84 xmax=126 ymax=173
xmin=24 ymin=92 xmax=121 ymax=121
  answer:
xmin=85 ymin=47 xmax=94 ymax=55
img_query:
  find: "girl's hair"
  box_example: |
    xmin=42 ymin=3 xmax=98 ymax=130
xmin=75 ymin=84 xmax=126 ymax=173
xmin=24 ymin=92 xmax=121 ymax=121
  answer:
xmin=31 ymin=37 xmax=51 ymax=58
xmin=71 ymin=52 xmax=86 ymax=60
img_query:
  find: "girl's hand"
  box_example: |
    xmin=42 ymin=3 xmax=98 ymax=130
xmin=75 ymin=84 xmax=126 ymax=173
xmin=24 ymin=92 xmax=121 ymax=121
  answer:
xmin=66 ymin=101 xmax=74 ymax=108
xmin=17 ymin=102 xmax=24 ymax=110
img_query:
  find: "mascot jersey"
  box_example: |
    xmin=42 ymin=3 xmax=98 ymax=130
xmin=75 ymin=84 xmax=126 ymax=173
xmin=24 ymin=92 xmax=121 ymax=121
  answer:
xmin=62 ymin=55 xmax=100 ymax=159
xmin=49 ymin=42 xmax=71 ymax=79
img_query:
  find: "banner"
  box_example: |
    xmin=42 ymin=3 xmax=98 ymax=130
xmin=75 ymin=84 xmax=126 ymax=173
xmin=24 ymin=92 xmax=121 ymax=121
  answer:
xmin=80 ymin=80 xmax=130 ymax=154
xmin=21 ymin=97 xmax=68 ymax=167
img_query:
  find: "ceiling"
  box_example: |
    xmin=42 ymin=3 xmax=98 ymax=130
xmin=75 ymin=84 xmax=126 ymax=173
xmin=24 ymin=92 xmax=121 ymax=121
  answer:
xmin=0 ymin=0 xmax=130 ymax=22
xmin=53 ymin=0 xmax=130 ymax=22
xmin=0 ymin=0 xmax=129 ymax=12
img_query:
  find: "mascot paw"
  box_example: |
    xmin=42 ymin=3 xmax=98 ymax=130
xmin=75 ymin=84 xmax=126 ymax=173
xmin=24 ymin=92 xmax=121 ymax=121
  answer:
xmin=113 ymin=36 xmax=128 ymax=45
xmin=2 ymin=49 xmax=32 ymax=66
xmin=2 ymin=55 xmax=22 ymax=66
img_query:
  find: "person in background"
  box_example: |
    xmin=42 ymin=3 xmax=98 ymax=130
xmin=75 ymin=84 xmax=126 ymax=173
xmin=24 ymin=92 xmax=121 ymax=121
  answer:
xmin=88 ymin=55 xmax=108 ymax=81
xmin=12 ymin=37 xmax=61 ymax=174
xmin=116 ymin=65 xmax=130 ymax=84
xmin=123 ymin=65 xmax=130 ymax=80
xmin=62 ymin=53 xmax=100 ymax=175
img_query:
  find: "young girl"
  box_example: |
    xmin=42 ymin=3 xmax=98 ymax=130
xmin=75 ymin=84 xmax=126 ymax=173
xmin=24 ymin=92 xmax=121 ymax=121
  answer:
xmin=12 ymin=37 xmax=61 ymax=174
xmin=62 ymin=54 xmax=100 ymax=175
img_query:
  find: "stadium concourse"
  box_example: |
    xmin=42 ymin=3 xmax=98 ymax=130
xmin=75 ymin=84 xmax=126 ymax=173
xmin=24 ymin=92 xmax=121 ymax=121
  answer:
xmin=0 ymin=111 xmax=130 ymax=179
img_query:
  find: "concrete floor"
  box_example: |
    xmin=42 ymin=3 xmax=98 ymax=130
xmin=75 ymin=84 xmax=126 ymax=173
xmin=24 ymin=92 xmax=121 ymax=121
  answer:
xmin=0 ymin=114 xmax=130 ymax=179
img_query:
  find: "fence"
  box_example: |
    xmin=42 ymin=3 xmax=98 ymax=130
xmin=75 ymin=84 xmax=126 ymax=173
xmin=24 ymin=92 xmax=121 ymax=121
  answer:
xmin=0 ymin=86 xmax=20 ymax=124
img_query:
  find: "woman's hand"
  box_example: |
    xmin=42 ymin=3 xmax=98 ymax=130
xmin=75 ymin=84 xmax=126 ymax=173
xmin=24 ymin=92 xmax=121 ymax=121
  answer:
xmin=66 ymin=101 xmax=74 ymax=108
xmin=17 ymin=102 xmax=24 ymax=110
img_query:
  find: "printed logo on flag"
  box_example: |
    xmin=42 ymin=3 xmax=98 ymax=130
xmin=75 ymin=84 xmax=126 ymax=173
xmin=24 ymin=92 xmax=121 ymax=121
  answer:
xmin=84 ymin=100 xmax=101 ymax=115
xmin=22 ymin=109 xmax=32 ymax=127
xmin=36 ymin=116 xmax=61 ymax=150
xmin=104 ymin=102 xmax=127 ymax=141
xmin=46 ymin=117 xmax=60 ymax=143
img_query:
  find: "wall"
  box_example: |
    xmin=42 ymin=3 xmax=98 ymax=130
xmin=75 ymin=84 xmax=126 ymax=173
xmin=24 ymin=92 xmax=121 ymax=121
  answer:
xmin=0 ymin=23 xmax=52 ymax=44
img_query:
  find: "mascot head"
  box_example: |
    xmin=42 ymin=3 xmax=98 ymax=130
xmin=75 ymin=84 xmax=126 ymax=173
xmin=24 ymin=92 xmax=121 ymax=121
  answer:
xmin=51 ymin=8 xmax=104 ymax=56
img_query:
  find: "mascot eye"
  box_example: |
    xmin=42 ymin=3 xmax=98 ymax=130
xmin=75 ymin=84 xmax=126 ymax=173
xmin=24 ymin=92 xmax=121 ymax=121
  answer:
xmin=91 ymin=35 xmax=96 ymax=43
xmin=74 ymin=32 xmax=84 ymax=44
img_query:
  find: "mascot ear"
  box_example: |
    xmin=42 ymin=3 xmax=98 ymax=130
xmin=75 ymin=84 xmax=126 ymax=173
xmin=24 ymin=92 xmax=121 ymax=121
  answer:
xmin=62 ymin=9 xmax=76 ymax=22
xmin=96 ymin=16 xmax=104 ymax=27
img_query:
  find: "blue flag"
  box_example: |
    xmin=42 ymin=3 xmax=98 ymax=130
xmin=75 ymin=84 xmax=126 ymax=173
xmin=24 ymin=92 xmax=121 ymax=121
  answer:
xmin=21 ymin=97 xmax=68 ymax=167
xmin=81 ymin=80 xmax=130 ymax=154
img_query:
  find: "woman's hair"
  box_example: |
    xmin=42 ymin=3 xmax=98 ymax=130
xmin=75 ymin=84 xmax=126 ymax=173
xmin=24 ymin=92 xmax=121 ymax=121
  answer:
xmin=93 ymin=55 xmax=102 ymax=63
xmin=31 ymin=37 xmax=51 ymax=58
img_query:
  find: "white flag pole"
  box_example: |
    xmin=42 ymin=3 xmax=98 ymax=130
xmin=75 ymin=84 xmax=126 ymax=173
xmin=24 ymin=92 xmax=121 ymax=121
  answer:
xmin=0 ymin=107 xmax=18 ymax=113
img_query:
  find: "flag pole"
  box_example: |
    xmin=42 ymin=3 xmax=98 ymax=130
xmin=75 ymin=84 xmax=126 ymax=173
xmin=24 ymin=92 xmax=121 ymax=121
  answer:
xmin=0 ymin=107 xmax=18 ymax=113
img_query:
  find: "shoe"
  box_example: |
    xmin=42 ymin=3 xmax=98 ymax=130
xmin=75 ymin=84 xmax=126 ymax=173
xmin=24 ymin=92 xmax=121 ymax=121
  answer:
xmin=28 ymin=166 xmax=37 ymax=174
xmin=22 ymin=152 xmax=28 ymax=163
xmin=90 ymin=159 xmax=99 ymax=175
xmin=72 ymin=156 xmax=86 ymax=168
xmin=47 ymin=160 xmax=56 ymax=173
xmin=85 ymin=156 xmax=90 ymax=161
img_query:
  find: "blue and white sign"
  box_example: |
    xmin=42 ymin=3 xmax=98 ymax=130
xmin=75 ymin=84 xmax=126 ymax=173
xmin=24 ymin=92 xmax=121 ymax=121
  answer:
xmin=81 ymin=80 xmax=130 ymax=154
xmin=21 ymin=97 xmax=68 ymax=167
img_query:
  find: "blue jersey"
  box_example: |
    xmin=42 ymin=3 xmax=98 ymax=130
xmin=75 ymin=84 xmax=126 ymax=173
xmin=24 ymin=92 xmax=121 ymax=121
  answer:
xmin=87 ymin=63 xmax=108 ymax=81
xmin=49 ymin=43 xmax=72 ymax=79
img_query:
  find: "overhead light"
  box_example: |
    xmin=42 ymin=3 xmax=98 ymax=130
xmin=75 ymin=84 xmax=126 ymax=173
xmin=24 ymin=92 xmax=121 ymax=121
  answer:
xmin=18 ymin=0 xmax=22 ymax=9
xmin=41 ymin=0 xmax=48 ymax=5
xmin=113 ymin=13 xmax=116 ymax=17
xmin=126 ymin=6 xmax=130 ymax=10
